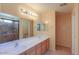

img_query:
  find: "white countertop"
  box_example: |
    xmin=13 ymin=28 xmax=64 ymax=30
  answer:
xmin=0 ymin=35 xmax=49 ymax=55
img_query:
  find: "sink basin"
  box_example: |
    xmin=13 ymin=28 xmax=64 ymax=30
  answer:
xmin=0 ymin=41 xmax=18 ymax=53
xmin=0 ymin=52 xmax=9 ymax=54
xmin=0 ymin=44 xmax=26 ymax=55
xmin=17 ymin=37 xmax=39 ymax=46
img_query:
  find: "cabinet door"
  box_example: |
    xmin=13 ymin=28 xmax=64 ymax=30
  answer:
xmin=36 ymin=43 xmax=42 ymax=55
xmin=26 ymin=47 xmax=36 ymax=55
xmin=46 ymin=39 xmax=49 ymax=50
xmin=41 ymin=40 xmax=47 ymax=54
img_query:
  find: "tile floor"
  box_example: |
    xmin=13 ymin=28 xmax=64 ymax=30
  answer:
xmin=44 ymin=45 xmax=72 ymax=55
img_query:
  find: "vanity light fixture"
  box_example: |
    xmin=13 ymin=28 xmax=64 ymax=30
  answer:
xmin=20 ymin=8 xmax=38 ymax=17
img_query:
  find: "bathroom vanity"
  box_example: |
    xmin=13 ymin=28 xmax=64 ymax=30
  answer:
xmin=0 ymin=35 xmax=49 ymax=55
xmin=20 ymin=39 xmax=49 ymax=55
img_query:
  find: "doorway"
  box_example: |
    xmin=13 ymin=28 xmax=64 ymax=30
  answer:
xmin=56 ymin=12 xmax=72 ymax=54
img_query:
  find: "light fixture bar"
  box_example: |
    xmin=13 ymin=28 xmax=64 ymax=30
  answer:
xmin=20 ymin=8 xmax=38 ymax=17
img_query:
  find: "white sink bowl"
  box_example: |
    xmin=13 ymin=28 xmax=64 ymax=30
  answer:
xmin=0 ymin=41 xmax=18 ymax=52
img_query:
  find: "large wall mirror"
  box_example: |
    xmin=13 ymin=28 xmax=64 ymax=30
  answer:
xmin=0 ymin=12 xmax=19 ymax=43
xmin=0 ymin=12 xmax=34 ymax=44
xmin=21 ymin=19 xmax=34 ymax=38
xmin=36 ymin=20 xmax=48 ymax=31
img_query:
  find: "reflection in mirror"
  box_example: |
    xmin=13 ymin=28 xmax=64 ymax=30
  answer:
xmin=37 ymin=24 xmax=41 ymax=31
xmin=36 ymin=20 xmax=48 ymax=31
xmin=43 ymin=23 xmax=48 ymax=31
xmin=21 ymin=19 xmax=33 ymax=38
xmin=36 ymin=20 xmax=42 ymax=31
xmin=0 ymin=12 xmax=19 ymax=44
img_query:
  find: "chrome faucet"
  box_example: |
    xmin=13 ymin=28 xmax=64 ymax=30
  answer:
xmin=15 ymin=42 xmax=18 ymax=47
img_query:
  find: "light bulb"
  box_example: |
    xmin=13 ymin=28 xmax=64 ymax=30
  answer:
xmin=45 ymin=21 xmax=48 ymax=24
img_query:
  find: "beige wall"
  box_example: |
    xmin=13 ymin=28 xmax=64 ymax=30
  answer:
xmin=40 ymin=10 xmax=56 ymax=50
xmin=0 ymin=3 xmax=39 ymax=19
xmin=1 ymin=3 xmax=18 ymax=16
xmin=17 ymin=4 xmax=39 ymax=20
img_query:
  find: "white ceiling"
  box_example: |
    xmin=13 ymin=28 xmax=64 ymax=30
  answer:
xmin=27 ymin=3 xmax=74 ymax=14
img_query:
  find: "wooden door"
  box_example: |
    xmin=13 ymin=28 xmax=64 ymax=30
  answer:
xmin=56 ymin=12 xmax=72 ymax=48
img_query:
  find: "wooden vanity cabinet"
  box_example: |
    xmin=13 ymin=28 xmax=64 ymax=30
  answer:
xmin=20 ymin=39 xmax=49 ymax=55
